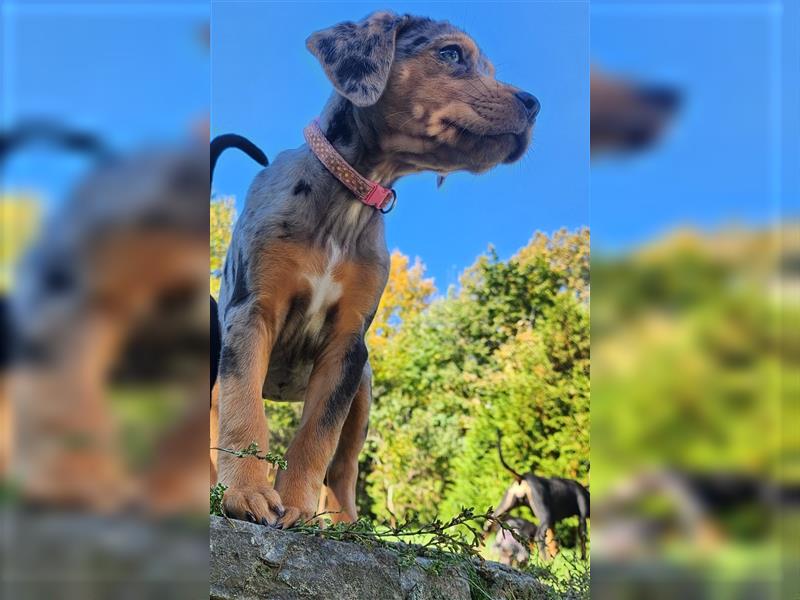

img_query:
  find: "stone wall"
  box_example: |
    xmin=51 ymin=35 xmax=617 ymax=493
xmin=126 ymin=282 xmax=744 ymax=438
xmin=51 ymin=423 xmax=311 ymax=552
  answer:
xmin=210 ymin=516 xmax=552 ymax=600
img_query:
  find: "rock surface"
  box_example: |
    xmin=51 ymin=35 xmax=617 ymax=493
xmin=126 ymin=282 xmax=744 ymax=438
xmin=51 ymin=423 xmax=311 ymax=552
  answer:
xmin=210 ymin=515 xmax=551 ymax=600
xmin=1 ymin=509 xmax=208 ymax=599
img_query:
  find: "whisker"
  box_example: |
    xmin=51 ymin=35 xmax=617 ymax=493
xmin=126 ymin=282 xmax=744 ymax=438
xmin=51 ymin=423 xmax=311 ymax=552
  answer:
xmin=464 ymin=79 xmax=486 ymax=99
xmin=397 ymin=113 xmax=419 ymax=130
xmin=452 ymin=97 xmax=481 ymax=108
xmin=456 ymin=88 xmax=484 ymax=103
xmin=475 ymin=76 xmax=492 ymax=96
xmin=383 ymin=110 xmax=413 ymax=119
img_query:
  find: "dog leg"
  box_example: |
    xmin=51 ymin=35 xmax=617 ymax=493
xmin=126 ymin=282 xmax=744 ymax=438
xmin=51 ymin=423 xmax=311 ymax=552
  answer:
xmin=143 ymin=380 xmax=211 ymax=516
xmin=13 ymin=312 xmax=133 ymax=511
xmin=545 ymin=526 xmax=559 ymax=559
xmin=323 ymin=365 xmax=372 ymax=523
xmin=216 ymin=312 xmax=283 ymax=525
xmin=210 ymin=382 xmax=219 ymax=484
xmin=534 ymin=522 xmax=559 ymax=560
xmin=275 ymin=333 xmax=368 ymax=527
xmin=578 ymin=517 xmax=587 ymax=560
xmin=534 ymin=523 xmax=548 ymax=560
xmin=491 ymin=488 xmax=521 ymax=523
xmin=0 ymin=374 xmax=10 ymax=479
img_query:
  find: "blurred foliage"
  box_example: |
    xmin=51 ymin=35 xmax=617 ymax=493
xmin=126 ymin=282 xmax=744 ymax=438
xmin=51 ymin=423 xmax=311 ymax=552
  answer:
xmin=592 ymin=226 xmax=792 ymax=495
xmin=110 ymin=386 xmax=189 ymax=470
xmin=0 ymin=194 xmax=42 ymax=292
xmin=210 ymin=196 xmax=236 ymax=298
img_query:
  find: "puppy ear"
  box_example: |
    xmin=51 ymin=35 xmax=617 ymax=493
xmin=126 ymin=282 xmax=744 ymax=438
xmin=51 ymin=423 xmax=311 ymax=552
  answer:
xmin=306 ymin=11 xmax=406 ymax=107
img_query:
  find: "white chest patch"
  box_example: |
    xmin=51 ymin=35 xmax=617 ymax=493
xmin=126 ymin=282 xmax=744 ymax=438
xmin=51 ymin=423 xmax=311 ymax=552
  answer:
xmin=302 ymin=243 xmax=343 ymax=338
xmin=510 ymin=479 xmax=530 ymax=499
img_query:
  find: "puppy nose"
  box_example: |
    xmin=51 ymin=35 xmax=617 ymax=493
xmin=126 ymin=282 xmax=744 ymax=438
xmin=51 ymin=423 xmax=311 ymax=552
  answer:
xmin=515 ymin=91 xmax=540 ymax=119
xmin=637 ymin=85 xmax=681 ymax=113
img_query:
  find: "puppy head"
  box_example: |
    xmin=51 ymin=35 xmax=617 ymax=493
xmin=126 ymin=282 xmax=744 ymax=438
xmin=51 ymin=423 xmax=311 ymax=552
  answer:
xmin=590 ymin=66 xmax=681 ymax=155
xmin=307 ymin=12 xmax=539 ymax=175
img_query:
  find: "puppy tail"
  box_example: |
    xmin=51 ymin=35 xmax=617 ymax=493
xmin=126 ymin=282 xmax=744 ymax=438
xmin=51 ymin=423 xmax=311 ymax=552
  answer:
xmin=0 ymin=120 xmax=114 ymax=165
xmin=496 ymin=430 xmax=525 ymax=483
xmin=210 ymin=133 xmax=268 ymax=184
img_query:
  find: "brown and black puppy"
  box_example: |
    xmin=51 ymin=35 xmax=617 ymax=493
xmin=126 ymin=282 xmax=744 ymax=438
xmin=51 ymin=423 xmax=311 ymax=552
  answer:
xmin=212 ymin=11 xmax=539 ymax=528
xmin=4 ymin=122 xmax=210 ymax=513
xmin=491 ymin=435 xmax=590 ymax=559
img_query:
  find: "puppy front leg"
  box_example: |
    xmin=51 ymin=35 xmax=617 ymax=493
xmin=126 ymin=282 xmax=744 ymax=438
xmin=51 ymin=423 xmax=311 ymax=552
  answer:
xmin=275 ymin=334 xmax=368 ymax=527
xmin=216 ymin=311 xmax=283 ymax=525
xmin=324 ymin=364 xmax=372 ymax=523
xmin=14 ymin=311 xmax=131 ymax=511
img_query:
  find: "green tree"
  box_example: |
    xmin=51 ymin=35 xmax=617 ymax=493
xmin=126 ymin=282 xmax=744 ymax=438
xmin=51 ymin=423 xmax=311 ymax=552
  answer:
xmin=365 ymin=229 xmax=590 ymax=523
xmin=443 ymin=296 xmax=590 ymax=520
xmin=210 ymin=196 xmax=236 ymax=298
xmin=591 ymin=227 xmax=786 ymax=494
xmin=1 ymin=194 xmax=42 ymax=292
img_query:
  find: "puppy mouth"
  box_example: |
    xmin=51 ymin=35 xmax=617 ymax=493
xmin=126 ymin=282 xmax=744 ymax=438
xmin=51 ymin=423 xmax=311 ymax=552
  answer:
xmin=441 ymin=120 xmax=533 ymax=164
xmin=443 ymin=118 xmax=528 ymax=138
xmin=503 ymin=131 xmax=531 ymax=163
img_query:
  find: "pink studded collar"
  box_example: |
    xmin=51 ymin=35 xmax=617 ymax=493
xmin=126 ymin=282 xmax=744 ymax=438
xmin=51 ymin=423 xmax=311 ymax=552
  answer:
xmin=303 ymin=119 xmax=397 ymax=213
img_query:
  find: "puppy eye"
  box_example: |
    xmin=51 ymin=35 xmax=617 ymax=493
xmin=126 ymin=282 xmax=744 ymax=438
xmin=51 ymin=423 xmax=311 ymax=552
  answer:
xmin=438 ymin=45 xmax=463 ymax=64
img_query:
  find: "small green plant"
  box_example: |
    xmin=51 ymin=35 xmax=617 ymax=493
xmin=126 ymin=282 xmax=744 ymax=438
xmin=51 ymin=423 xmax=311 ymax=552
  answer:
xmin=292 ymin=507 xmax=590 ymax=599
xmin=212 ymin=441 xmax=288 ymax=470
xmin=292 ymin=507 xmax=529 ymax=599
xmin=522 ymin=549 xmax=590 ymax=600
xmin=210 ymin=482 xmax=227 ymax=517
xmin=209 ymin=443 xmax=287 ymax=517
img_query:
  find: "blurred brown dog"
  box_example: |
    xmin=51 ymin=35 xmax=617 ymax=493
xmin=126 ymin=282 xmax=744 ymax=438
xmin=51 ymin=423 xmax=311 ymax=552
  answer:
xmin=3 ymin=123 xmax=209 ymax=514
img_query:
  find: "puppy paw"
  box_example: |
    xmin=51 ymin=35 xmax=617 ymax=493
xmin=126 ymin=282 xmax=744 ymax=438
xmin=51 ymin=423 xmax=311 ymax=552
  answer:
xmin=273 ymin=480 xmax=317 ymax=528
xmin=222 ymin=485 xmax=284 ymax=526
xmin=275 ymin=504 xmax=315 ymax=529
xmin=23 ymin=454 xmax=136 ymax=514
xmin=329 ymin=510 xmax=357 ymax=525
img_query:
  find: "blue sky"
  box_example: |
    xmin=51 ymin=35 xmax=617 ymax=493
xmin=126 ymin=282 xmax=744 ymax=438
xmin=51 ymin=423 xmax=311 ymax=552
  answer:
xmin=1 ymin=2 xmax=209 ymax=199
xmin=3 ymin=1 xmax=795 ymax=287
xmin=591 ymin=0 xmax=797 ymax=251
xmin=212 ymin=1 xmax=589 ymax=290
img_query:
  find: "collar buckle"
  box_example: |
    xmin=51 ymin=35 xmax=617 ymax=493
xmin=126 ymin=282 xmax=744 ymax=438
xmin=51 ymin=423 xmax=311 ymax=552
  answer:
xmin=380 ymin=189 xmax=397 ymax=214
